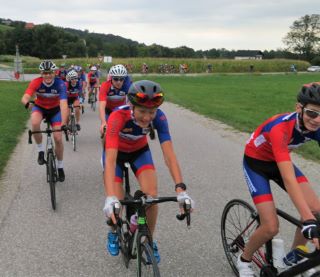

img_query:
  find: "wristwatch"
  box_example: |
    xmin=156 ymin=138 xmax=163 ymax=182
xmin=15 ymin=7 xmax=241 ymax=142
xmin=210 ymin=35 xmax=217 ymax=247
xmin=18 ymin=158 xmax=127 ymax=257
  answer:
xmin=175 ymin=183 xmax=187 ymax=191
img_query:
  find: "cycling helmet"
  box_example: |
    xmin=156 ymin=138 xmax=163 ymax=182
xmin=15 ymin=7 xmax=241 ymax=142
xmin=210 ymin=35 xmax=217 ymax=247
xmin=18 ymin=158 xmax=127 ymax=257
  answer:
xmin=90 ymin=66 xmax=97 ymax=71
xmin=128 ymin=80 xmax=164 ymax=108
xmin=39 ymin=60 xmax=58 ymax=72
xmin=66 ymin=70 xmax=79 ymax=81
xmin=109 ymin=64 xmax=127 ymax=78
xmin=74 ymin=65 xmax=82 ymax=72
xmin=297 ymin=82 xmax=320 ymax=105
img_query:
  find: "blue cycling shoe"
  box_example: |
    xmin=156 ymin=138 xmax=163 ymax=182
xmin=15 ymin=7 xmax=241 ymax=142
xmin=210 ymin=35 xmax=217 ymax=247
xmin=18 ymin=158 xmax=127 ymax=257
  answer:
xmin=146 ymin=241 xmax=161 ymax=264
xmin=106 ymin=231 xmax=119 ymax=256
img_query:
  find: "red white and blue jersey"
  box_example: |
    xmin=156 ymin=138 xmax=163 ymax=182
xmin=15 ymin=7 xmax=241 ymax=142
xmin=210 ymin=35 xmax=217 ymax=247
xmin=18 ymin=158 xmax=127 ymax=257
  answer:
xmin=87 ymin=72 xmax=99 ymax=84
xmin=105 ymin=105 xmax=171 ymax=153
xmin=65 ymin=80 xmax=82 ymax=99
xmin=25 ymin=77 xmax=67 ymax=109
xmin=245 ymin=112 xmax=320 ymax=162
xmin=56 ymin=69 xmax=67 ymax=81
xmin=99 ymin=77 xmax=132 ymax=113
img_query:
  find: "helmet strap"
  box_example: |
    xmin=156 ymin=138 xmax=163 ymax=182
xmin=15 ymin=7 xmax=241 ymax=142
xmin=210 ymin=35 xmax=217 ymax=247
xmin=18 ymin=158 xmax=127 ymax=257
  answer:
xmin=297 ymin=106 xmax=308 ymax=133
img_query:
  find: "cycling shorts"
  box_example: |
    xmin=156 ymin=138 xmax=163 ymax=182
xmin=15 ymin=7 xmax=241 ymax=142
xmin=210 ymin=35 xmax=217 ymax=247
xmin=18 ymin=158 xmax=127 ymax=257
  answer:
xmin=32 ymin=105 xmax=61 ymax=127
xmin=102 ymin=145 xmax=155 ymax=183
xmin=243 ymin=155 xmax=308 ymax=204
xmin=67 ymin=97 xmax=79 ymax=106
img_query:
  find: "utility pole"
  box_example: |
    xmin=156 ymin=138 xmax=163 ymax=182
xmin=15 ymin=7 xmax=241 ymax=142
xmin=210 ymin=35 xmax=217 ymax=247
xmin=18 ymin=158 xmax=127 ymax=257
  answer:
xmin=14 ymin=44 xmax=24 ymax=81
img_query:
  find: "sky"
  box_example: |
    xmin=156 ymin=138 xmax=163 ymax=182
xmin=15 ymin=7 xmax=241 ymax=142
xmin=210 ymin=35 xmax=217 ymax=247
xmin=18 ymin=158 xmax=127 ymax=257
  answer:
xmin=0 ymin=0 xmax=319 ymax=51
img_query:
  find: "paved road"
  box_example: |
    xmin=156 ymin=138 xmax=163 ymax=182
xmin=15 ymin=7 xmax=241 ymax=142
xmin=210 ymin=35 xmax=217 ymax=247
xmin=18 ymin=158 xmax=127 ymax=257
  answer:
xmin=1 ymin=102 xmax=320 ymax=276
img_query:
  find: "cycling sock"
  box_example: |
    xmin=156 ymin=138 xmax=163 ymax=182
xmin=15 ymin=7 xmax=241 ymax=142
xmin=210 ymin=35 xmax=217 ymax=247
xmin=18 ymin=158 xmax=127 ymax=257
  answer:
xmin=37 ymin=143 xmax=45 ymax=152
xmin=57 ymin=160 xmax=64 ymax=168
xmin=240 ymin=256 xmax=252 ymax=263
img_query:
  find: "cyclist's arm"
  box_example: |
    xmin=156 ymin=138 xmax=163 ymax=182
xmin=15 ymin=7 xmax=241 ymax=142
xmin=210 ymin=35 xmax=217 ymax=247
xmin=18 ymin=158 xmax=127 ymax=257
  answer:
xmin=160 ymin=140 xmax=183 ymax=189
xmin=21 ymin=93 xmax=32 ymax=106
xmin=270 ymin=125 xmax=314 ymax=221
xmin=99 ymin=101 xmax=107 ymax=131
xmin=277 ymin=161 xmax=315 ymax=221
xmin=22 ymin=79 xmax=39 ymax=106
xmin=60 ymin=99 xmax=68 ymax=126
xmin=104 ymin=148 xmax=118 ymax=196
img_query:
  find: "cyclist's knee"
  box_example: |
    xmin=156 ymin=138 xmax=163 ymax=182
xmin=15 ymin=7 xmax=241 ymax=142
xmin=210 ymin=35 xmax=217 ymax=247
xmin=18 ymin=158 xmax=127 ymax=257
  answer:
xmin=262 ymin=222 xmax=279 ymax=238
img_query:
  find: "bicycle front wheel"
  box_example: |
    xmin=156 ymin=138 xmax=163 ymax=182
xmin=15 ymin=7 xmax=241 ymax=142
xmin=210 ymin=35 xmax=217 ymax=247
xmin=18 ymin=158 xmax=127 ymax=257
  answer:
xmin=71 ymin=116 xmax=77 ymax=151
xmin=221 ymin=199 xmax=266 ymax=276
xmin=47 ymin=152 xmax=56 ymax=210
xmin=137 ymin=240 xmax=160 ymax=277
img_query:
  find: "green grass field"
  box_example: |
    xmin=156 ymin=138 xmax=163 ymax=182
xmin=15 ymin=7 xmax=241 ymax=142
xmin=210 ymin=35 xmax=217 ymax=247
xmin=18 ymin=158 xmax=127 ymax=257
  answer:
xmin=0 ymin=81 xmax=29 ymax=177
xmin=1 ymin=73 xmax=320 ymax=178
xmin=136 ymin=73 xmax=320 ymax=161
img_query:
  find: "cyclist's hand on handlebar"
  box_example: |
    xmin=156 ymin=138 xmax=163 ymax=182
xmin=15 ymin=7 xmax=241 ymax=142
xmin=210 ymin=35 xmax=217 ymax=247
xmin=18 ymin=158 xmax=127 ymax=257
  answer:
xmin=177 ymin=191 xmax=194 ymax=212
xmin=100 ymin=123 xmax=107 ymax=136
xmin=302 ymin=219 xmax=320 ymax=249
xmin=61 ymin=125 xmax=68 ymax=132
xmin=103 ymin=196 xmax=121 ymax=221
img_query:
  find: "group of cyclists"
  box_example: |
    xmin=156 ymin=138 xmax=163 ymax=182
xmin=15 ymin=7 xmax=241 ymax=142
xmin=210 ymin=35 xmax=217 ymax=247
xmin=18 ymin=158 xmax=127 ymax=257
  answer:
xmin=21 ymin=60 xmax=194 ymax=265
xmin=21 ymin=59 xmax=320 ymax=275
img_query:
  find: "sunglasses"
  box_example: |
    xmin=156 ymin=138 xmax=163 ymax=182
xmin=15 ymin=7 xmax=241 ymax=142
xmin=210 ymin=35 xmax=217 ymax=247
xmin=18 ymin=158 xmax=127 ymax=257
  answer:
xmin=303 ymin=107 xmax=320 ymax=119
xmin=134 ymin=92 xmax=164 ymax=106
xmin=112 ymin=77 xmax=125 ymax=82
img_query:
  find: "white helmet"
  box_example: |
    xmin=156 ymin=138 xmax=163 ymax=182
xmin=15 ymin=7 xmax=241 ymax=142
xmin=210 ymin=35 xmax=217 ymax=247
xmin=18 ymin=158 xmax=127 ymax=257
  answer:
xmin=66 ymin=70 xmax=79 ymax=81
xmin=109 ymin=64 xmax=127 ymax=77
xmin=90 ymin=66 xmax=97 ymax=71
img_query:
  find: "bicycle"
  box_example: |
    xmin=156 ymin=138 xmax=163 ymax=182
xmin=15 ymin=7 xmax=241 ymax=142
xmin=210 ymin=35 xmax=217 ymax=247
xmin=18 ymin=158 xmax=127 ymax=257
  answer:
xmin=221 ymin=199 xmax=320 ymax=277
xmin=89 ymin=87 xmax=98 ymax=111
xmin=68 ymin=104 xmax=80 ymax=151
xmin=28 ymin=119 xmax=68 ymax=210
xmin=106 ymin=163 xmax=191 ymax=277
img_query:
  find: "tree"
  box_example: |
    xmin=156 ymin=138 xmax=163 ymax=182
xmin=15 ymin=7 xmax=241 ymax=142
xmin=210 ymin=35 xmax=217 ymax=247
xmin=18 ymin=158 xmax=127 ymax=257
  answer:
xmin=283 ymin=14 xmax=320 ymax=61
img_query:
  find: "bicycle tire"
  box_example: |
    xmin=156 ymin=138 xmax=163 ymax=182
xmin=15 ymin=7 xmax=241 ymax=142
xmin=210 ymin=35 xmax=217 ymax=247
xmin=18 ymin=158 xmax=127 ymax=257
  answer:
xmin=71 ymin=115 xmax=77 ymax=151
xmin=47 ymin=152 xmax=56 ymax=210
xmin=137 ymin=240 xmax=160 ymax=277
xmin=221 ymin=199 xmax=266 ymax=276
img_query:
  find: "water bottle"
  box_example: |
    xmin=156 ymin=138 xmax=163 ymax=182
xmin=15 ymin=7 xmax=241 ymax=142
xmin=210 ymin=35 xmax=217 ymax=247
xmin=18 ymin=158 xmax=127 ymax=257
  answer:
xmin=272 ymin=238 xmax=286 ymax=268
xmin=129 ymin=214 xmax=138 ymax=234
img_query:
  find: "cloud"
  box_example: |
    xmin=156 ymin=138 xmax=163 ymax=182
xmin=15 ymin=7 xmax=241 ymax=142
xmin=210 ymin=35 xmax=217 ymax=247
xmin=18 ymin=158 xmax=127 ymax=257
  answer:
xmin=0 ymin=0 xmax=318 ymax=50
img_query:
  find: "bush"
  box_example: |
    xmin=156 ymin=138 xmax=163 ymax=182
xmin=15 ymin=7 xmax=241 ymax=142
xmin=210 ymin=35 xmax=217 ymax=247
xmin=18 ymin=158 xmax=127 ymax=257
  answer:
xmin=311 ymin=56 xmax=320 ymax=66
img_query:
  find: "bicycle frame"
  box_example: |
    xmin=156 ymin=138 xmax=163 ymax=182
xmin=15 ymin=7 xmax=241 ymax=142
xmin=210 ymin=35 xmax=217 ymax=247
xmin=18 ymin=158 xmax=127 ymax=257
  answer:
xmin=239 ymin=206 xmax=320 ymax=276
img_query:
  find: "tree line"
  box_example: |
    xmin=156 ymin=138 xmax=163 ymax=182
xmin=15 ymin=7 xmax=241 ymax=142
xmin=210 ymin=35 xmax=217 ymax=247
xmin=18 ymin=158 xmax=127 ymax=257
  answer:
xmin=0 ymin=15 xmax=319 ymax=63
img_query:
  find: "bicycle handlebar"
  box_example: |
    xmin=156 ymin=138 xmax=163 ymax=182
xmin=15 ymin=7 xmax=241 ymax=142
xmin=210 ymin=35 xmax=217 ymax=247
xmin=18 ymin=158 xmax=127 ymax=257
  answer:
xmin=117 ymin=195 xmax=191 ymax=228
xmin=28 ymin=127 xmax=69 ymax=144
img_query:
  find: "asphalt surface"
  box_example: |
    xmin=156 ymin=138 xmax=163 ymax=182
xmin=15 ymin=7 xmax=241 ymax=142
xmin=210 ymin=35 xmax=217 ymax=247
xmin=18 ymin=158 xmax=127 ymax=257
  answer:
xmin=1 ymin=102 xmax=320 ymax=277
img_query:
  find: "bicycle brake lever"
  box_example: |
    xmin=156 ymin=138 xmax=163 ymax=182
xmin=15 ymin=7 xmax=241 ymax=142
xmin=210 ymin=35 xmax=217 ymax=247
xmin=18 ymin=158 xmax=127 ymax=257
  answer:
xmin=28 ymin=130 xmax=33 ymax=144
xmin=64 ymin=129 xmax=69 ymax=141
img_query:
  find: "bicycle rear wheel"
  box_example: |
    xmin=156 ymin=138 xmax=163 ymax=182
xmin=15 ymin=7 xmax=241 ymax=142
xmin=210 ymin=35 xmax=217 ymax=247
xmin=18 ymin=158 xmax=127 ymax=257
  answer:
xmin=221 ymin=199 xmax=266 ymax=276
xmin=137 ymin=239 xmax=160 ymax=277
xmin=47 ymin=152 xmax=56 ymax=210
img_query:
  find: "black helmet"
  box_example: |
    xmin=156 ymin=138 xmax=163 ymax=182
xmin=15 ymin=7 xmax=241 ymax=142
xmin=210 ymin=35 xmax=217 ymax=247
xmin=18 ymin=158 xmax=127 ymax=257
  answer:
xmin=297 ymin=82 xmax=320 ymax=105
xmin=39 ymin=60 xmax=57 ymax=72
xmin=128 ymin=80 xmax=164 ymax=108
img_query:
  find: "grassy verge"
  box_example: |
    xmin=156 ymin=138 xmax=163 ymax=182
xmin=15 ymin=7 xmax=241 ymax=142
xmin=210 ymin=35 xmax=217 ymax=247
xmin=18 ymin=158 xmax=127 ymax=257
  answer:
xmin=0 ymin=81 xmax=29 ymax=177
xmin=136 ymin=73 xmax=320 ymax=162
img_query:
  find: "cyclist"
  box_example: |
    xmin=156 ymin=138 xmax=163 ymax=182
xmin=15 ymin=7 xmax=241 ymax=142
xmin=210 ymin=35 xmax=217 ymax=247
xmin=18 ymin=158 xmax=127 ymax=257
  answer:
xmin=238 ymin=82 xmax=320 ymax=277
xmin=21 ymin=60 xmax=68 ymax=182
xmin=56 ymin=63 xmax=68 ymax=81
xmin=87 ymin=65 xmax=100 ymax=104
xmin=99 ymin=64 xmax=132 ymax=140
xmin=65 ymin=69 xmax=82 ymax=131
xmin=102 ymin=80 xmax=194 ymax=262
